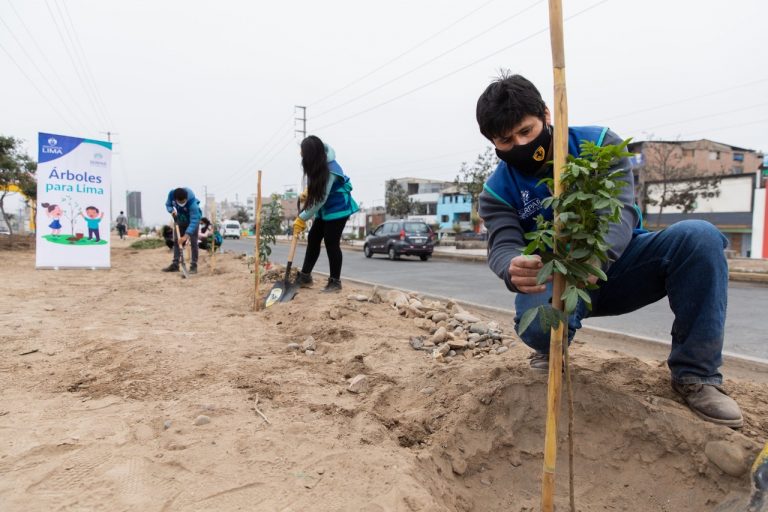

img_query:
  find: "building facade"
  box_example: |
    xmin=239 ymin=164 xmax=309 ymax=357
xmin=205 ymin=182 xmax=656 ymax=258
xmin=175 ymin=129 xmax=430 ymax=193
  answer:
xmin=126 ymin=191 xmax=142 ymax=228
xmin=436 ymin=186 xmax=472 ymax=231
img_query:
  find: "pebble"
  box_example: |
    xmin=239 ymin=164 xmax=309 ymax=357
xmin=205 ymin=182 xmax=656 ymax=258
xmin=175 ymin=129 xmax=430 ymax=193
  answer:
xmin=469 ymin=322 xmax=489 ymax=335
xmin=286 ymin=343 xmax=301 ymax=351
xmin=448 ymin=350 xmax=457 ymax=357
xmin=347 ymin=294 xmax=369 ymax=302
xmin=414 ymin=318 xmax=433 ymax=331
xmin=454 ymin=312 xmax=480 ymax=323
xmin=496 ymin=346 xmax=509 ymax=355
xmin=409 ymin=336 xmax=425 ymax=350
xmin=435 ymin=343 xmax=451 ymax=356
xmin=329 ymin=307 xmax=342 ymax=320
xmin=705 ymin=441 xmax=749 ymax=477
xmin=431 ymin=327 xmax=448 ymax=344
xmin=163 ymin=420 xmax=172 ymax=430
xmin=305 ymin=350 xmax=315 ymax=356
xmin=193 ymin=415 xmax=211 ymax=426
xmin=431 ymin=312 xmax=449 ymax=323
xmin=302 ymin=336 xmax=317 ymax=351
xmin=452 ymin=458 xmax=468 ymax=476
xmin=448 ymin=339 xmax=468 ymax=349
xmin=420 ymin=387 xmax=435 ymax=395
xmin=468 ymin=333 xmax=481 ymax=343
xmin=347 ymin=374 xmax=368 ymax=393
xmin=480 ymin=478 xmax=492 ymax=486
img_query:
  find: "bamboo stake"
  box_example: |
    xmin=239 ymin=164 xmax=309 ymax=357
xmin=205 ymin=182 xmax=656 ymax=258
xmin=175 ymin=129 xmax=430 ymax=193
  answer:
xmin=541 ymin=0 xmax=570 ymax=510
xmin=210 ymin=199 xmax=217 ymax=273
xmin=253 ymin=171 xmax=263 ymax=311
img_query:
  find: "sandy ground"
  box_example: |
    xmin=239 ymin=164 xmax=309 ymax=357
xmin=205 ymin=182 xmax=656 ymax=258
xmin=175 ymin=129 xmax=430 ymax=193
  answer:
xmin=0 ymin=236 xmax=766 ymax=511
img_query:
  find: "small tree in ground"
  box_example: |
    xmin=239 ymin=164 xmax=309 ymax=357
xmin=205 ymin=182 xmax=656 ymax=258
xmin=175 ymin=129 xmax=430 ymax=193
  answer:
xmin=234 ymin=206 xmax=250 ymax=225
xmin=258 ymin=195 xmax=283 ymax=264
xmin=0 ymin=136 xmax=37 ymax=235
xmin=519 ymin=139 xmax=632 ymax=335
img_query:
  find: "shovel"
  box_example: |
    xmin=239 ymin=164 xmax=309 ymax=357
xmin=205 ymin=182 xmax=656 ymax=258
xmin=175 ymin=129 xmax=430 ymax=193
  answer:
xmin=264 ymin=231 xmax=301 ymax=307
xmin=713 ymin=441 xmax=768 ymax=512
xmin=172 ymin=219 xmax=189 ymax=279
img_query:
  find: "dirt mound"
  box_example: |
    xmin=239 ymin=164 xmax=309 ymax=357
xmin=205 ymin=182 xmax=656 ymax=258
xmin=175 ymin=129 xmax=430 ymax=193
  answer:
xmin=0 ymin=243 xmax=765 ymax=511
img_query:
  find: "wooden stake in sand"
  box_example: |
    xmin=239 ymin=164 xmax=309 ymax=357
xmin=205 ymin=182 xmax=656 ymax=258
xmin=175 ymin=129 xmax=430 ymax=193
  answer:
xmin=253 ymin=171 xmax=263 ymax=311
xmin=210 ymin=199 xmax=217 ymax=273
xmin=541 ymin=0 xmax=571 ymax=510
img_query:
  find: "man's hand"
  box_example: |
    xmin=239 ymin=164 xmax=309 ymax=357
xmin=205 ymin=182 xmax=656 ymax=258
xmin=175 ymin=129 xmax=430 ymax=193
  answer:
xmin=508 ymin=254 xmax=551 ymax=294
xmin=171 ymin=207 xmax=178 ymax=219
xmin=293 ymin=217 xmax=307 ymax=236
xmin=178 ymin=234 xmax=189 ymax=247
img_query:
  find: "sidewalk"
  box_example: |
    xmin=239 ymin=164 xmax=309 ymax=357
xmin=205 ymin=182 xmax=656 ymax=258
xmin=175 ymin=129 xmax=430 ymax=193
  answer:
xmin=274 ymin=237 xmax=768 ymax=283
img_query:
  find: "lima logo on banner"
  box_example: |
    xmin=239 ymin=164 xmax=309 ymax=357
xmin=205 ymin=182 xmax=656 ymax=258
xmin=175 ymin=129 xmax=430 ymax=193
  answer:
xmin=35 ymin=132 xmax=113 ymax=269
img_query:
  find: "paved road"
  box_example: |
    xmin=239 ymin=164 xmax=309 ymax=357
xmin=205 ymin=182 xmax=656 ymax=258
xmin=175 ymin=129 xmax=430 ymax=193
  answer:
xmin=225 ymin=239 xmax=767 ymax=361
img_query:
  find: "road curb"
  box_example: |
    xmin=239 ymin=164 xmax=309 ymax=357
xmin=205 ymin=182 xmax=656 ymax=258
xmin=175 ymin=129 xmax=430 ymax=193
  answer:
xmin=309 ymin=271 xmax=768 ymax=370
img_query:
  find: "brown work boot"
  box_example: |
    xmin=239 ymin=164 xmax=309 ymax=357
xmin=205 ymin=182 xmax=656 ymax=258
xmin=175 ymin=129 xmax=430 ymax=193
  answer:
xmin=672 ymin=382 xmax=743 ymax=428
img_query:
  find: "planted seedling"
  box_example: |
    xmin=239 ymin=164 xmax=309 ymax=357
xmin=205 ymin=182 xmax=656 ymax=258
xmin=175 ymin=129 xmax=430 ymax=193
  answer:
xmin=518 ymin=138 xmax=633 ymax=335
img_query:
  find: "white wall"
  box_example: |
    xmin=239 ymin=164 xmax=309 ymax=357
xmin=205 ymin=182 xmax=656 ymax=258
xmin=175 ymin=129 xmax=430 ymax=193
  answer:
xmin=646 ymin=175 xmax=753 ymax=214
xmin=752 ymin=187 xmax=765 ymax=259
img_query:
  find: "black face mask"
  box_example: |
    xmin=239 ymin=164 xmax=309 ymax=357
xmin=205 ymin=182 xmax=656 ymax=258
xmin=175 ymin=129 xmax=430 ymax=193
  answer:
xmin=495 ymin=123 xmax=552 ymax=176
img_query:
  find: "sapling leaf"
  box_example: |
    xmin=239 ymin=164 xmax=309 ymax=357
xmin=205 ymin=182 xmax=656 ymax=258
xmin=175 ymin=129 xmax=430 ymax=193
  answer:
xmin=518 ymin=307 xmax=540 ymax=336
xmin=537 ymin=260 xmax=554 ymax=285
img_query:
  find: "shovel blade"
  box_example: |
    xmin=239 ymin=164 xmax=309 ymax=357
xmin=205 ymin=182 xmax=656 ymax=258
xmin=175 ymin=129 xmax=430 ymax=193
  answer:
xmin=264 ymin=280 xmax=299 ymax=308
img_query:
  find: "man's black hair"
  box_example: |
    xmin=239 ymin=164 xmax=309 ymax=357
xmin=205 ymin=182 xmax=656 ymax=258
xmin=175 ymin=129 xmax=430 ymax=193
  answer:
xmin=476 ymin=73 xmax=547 ymax=141
xmin=85 ymin=206 xmax=99 ymax=213
xmin=173 ymin=188 xmax=188 ymax=202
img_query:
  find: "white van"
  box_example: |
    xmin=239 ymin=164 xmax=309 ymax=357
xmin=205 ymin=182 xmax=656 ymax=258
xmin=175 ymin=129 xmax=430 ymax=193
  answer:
xmin=221 ymin=220 xmax=241 ymax=239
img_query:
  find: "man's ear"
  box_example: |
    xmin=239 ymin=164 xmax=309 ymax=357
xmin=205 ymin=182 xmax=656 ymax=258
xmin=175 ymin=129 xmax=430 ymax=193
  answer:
xmin=544 ymin=107 xmax=552 ymax=125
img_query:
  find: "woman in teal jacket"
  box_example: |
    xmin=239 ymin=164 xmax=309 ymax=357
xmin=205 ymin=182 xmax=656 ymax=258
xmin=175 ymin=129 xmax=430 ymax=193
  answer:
xmin=293 ymin=135 xmax=358 ymax=292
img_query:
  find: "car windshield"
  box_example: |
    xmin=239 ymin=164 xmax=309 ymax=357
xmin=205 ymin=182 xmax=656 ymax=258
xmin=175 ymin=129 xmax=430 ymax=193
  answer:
xmin=404 ymin=223 xmax=429 ymax=234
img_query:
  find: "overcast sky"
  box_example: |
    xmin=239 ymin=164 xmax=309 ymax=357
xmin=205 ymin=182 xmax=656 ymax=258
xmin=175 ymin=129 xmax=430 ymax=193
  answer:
xmin=2 ymin=0 xmax=767 ymax=225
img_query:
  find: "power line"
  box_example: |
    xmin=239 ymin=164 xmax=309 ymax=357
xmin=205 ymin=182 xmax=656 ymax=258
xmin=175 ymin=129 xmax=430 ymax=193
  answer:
xmin=314 ymin=0 xmax=611 ymax=132
xmin=633 ymin=101 xmax=768 ymax=133
xmin=0 ymin=39 xmax=78 ymax=132
xmin=43 ymin=0 xmax=107 ymax=129
xmin=0 ymin=12 xmax=91 ymax=130
xmin=313 ymin=0 xmax=543 ymax=120
xmin=58 ymin=0 xmax=114 ymax=128
xmin=597 ymin=76 xmax=768 ymax=124
xmin=6 ymin=0 xmax=100 ymax=128
xmin=309 ymin=0 xmax=499 ymax=108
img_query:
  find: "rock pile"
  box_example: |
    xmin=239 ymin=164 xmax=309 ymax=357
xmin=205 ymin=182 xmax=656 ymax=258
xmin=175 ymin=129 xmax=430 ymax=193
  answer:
xmin=373 ymin=288 xmax=515 ymax=363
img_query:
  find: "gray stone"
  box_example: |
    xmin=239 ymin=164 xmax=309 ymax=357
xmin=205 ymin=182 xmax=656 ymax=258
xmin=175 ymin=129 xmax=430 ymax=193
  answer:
xmin=454 ymin=312 xmax=480 ymax=323
xmin=193 ymin=415 xmax=211 ymax=426
xmin=448 ymin=339 xmax=468 ymax=350
xmin=347 ymin=374 xmax=368 ymax=394
xmin=468 ymin=333 xmax=481 ymax=343
xmin=163 ymin=420 xmax=172 ymax=430
xmin=705 ymin=441 xmax=749 ymax=477
xmin=431 ymin=326 xmax=448 ymax=344
xmin=305 ymin=349 xmax=315 ymax=356
xmin=347 ymin=294 xmax=369 ymax=302
xmin=420 ymin=387 xmax=435 ymax=395
xmin=496 ymin=346 xmax=509 ymax=355
xmin=469 ymin=322 xmax=489 ymax=335
xmin=448 ymin=350 xmax=457 ymax=357
xmin=409 ymin=336 xmax=425 ymax=350
xmin=286 ymin=343 xmax=301 ymax=351
xmin=302 ymin=336 xmax=317 ymax=351
xmin=436 ymin=343 xmax=451 ymax=356
xmin=452 ymin=458 xmax=468 ymax=475
xmin=431 ymin=312 xmax=449 ymax=323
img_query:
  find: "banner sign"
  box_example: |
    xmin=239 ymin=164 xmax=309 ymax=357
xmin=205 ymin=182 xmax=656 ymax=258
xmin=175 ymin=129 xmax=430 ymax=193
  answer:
xmin=36 ymin=132 xmax=112 ymax=269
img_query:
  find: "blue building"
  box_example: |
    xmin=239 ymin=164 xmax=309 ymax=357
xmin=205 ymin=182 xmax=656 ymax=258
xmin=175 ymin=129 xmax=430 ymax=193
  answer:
xmin=437 ymin=186 xmax=472 ymax=231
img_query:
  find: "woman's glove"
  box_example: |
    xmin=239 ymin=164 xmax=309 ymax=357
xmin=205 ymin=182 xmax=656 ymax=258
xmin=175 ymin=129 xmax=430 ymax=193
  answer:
xmin=293 ymin=217 xmax=307 ymax=235
xmin=299 ymin=188 xmax=308 ymax=202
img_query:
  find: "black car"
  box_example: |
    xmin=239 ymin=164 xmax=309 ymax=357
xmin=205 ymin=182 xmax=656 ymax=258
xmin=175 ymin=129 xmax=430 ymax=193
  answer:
xmin=364 ymin=220 xmax=435 ymax=261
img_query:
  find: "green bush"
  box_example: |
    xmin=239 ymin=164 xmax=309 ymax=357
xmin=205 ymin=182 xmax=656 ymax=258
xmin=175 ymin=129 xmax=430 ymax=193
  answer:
xmin=130 ymin=238 xmax=166 ymax=250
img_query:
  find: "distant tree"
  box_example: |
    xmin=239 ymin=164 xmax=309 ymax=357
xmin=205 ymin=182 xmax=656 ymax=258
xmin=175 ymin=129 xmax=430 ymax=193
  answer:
xmin=385 ymin=179 xmax=411 ymax=217
xmin=234 ymin=206 xmax=250 ymax=225
xmin=455 ymin=146 xmax=498 ymax=217
xmin=411 ymin=201 xmax=428 ymax=215
xmin=0 ymin=136 xmax=37 ymax=235
xmin=639 ymin=139 xmax=721 ymax=228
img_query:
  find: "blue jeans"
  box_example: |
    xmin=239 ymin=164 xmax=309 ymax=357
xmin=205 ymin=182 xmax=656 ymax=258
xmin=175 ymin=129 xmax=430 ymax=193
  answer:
xmin=513 ymin=220 xmax=728 ymax=385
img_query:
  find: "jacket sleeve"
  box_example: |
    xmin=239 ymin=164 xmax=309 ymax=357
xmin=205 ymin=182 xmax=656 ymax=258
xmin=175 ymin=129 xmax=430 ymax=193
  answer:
xmin=186 ymin=199 xmax=202 ymax=236
xmin=600 ymin=130 xmax=639 ymax=266
xmin=478 ymin=189 xmax=526 ymax=293
xmin=299 ymin=175 xmax=336 ymax=222
xmin=165 ymin=191 xmax=174 ymax=213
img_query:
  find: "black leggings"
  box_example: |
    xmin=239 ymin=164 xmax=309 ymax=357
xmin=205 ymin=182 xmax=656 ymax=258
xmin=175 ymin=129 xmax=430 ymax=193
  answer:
xmin=301 ymin=216 xmax=348 ymax=279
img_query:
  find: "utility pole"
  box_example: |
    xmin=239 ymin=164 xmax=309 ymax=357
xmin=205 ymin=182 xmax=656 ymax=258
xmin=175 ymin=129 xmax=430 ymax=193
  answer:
xmin=294 ymin=105 xmax=307 ymax=140
xmin=100 ymin=131 xmax=118 ymax=224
